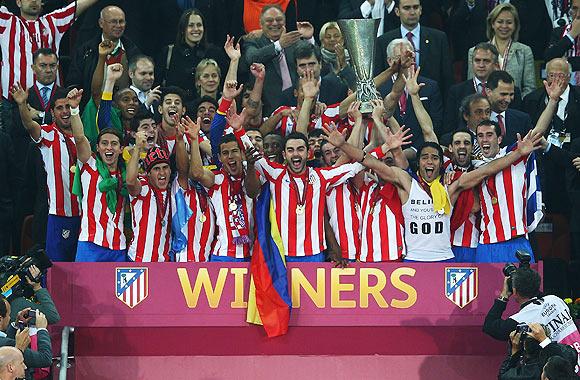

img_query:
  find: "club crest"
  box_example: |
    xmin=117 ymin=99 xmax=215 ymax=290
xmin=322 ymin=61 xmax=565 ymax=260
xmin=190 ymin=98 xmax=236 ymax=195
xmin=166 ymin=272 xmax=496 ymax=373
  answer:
xmin=445 ymin=267 xmax=478 ymax=308
xmin=116 ymin=267 xmax=149 ymax=308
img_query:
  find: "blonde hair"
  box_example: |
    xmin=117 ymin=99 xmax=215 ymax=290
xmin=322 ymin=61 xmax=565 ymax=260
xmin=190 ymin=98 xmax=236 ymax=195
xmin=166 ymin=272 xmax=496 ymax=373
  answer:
xmin=319 ymin=21 xmax=342 ymax=44
xmin=487 ymin=3 xmax=520 ymax=41
xmin=195 ymin=58 xmax=221 ymax=92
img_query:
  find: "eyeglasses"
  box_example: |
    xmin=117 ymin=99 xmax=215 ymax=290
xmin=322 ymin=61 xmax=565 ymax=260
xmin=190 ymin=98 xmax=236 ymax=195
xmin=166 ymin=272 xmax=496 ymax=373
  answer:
xmin=103 ymin=19 xmax=126 ymax=26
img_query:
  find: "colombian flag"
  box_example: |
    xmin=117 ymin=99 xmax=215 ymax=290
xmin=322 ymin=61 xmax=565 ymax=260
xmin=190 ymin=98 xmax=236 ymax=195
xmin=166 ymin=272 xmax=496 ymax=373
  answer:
xmin=246 ymin=185 xmax=291 ymax=337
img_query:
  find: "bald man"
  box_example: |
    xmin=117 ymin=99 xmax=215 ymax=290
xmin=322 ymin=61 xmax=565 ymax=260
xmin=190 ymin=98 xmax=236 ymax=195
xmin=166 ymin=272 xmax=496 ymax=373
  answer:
xmin=523 ymin=57 xmax=580 ymax=213
xmin=67 ymin=5 xmax=142 ymax=107
xmin=0 ymin=347 xmax=26 ymax=380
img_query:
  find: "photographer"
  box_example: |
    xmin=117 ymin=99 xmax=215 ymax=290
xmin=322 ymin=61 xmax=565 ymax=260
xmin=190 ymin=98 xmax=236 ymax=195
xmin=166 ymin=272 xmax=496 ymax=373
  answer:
xmin=499 ymin=323 xmax=578 ymax=379
xmin=483 ymin=265 xmax=580 ymax=364
xmin=8 ymin=265 xmax=60 ymax=325
xmin=0 ymin=297 xmax=52 ymax=380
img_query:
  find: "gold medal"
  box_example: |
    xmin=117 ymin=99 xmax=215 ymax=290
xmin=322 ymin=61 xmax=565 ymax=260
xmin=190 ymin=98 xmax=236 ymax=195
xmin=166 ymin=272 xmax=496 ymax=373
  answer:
xmin=296 ymin=205 xmax=305 ymax=215
xmin=491 ymin=197 xmax=498 ymax=205
xmin=199 ymin=214 xmax=206 ymax=223
xmin=229 ymin=202 xmax=238 ymax=211
xmin=70 ymin=165 xmax=76 ymax=174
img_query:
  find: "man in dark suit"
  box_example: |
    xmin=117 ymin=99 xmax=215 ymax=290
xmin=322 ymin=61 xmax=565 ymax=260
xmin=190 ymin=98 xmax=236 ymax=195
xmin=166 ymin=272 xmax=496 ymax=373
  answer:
xmin=278 ymin=42 xmax=348 ymax=108
xmin=444 ymin=42 xmax=522 ymax=136
xmin=377 ymin=38 xmax=442 ymax=150
xmin=524 ymin=58 xmax=580 ymax=213
xmin=373 ymin=0 xmax=453 ymax=97
xmin=544 ymin=0 xmax=580 ymax=73
xmin=486 ymin=70 xmax=532 ymax=148
xmin=242 ymin=5 xmax=314 ymax=115
xmin=337 ymin=0 xmax=399 ymax=37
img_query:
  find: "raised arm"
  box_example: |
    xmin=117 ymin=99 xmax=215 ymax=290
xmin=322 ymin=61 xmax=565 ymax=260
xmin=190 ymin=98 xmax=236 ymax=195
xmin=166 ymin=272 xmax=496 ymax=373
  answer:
xmin=11 ymin=83 xmax=41 ymax=141
xmin=185 ymin=116 xmax=215 ymax=188
xmin=531 ymin=77 xmax=567 ymax=136
xmin=91 ymin=40 xmax=115 ymax=108
xmin=405 ymin=66 xmax=438 ymax=143
xmin=224 ymin=35 xmax=241 ymax=83
xmin=76 ymin=0 xmax=99 ymax=16
xmin=245 ymin=63 xmax=265 ymax=120
xmin=334 ymin=101 xmax=364 ymax=167
xmin=68 ymin=88 xmax=91 ymax=164
xmin=97 ymin=63 xmax=124 ymax=132
xmin=126 ymin=132 xmax=147 ymax=196
xmin=175 ymin=119 xmax=189 ymax=189
xmin=296 ymin=70 xmax=319 ymax=135
xmin=449 ymin=131 xmax=543 ymax=202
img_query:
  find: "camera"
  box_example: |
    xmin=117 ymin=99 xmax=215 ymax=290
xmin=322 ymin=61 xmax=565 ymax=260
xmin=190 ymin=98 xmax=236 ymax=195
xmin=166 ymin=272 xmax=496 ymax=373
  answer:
xmin=516 ymin=322 xmax=530 ymax=335
xmin=502 ymin=250 xmax=532 ymax=293
xmin=0 ymin=245 xmax=52 ymax=301
xmin=16 ymin=310 xmax=37 ymax=331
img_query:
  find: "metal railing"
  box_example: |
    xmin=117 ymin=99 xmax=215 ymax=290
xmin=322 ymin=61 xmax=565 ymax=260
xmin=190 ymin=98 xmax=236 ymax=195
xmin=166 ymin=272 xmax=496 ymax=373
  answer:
xmin=57 ymin=326 xmax=74 ymax=380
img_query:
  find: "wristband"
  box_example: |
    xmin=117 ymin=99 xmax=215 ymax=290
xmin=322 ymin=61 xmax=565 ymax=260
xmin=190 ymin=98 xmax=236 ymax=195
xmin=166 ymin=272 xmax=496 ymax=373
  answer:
xmin=217 ymin=97 xmax=233 ymax=115
xmin=371 ymin=146 xmax=386 ymax=160
xmin=70 ymin=107 xmax=80 ymax=116
xmin=497 ymin=296 xmax=509 ymax=303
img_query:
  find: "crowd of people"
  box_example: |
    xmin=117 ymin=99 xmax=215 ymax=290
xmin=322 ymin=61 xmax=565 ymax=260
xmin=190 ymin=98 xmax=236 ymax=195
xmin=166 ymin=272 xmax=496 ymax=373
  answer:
xmin=0 ymin=0 xmax=578 ymax=268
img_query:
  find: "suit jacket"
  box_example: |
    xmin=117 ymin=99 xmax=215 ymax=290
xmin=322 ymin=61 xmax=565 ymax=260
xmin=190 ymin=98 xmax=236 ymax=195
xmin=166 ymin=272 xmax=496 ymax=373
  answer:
xmin=443 ymin=78 xmax=523 ymax=136
xmin=498 ymin=109 xmax=533 ymax=147
xmin=448 ymin=0 xmax=487 ymax=65
xmin=523 ymin=85 xmax=580 ymax=142
xmin=278 ymin=72 xmax=349 ymax=107
xmin=0 ymin=327 xmax=52 ymax=380
xmin=468 ymin=42 xmax=536 ymax=98
xmin=377 ymin=75 xmax=442 ymax=149
xmin=242 ymin=35 xmax=299 ymax=115
xmin=374 ymin=26 xmax=454 ymax=97
xmin=337 ymin=0 xmax=399 ymax=34
xmin=545 ymin=26 xmax=580 ymax=72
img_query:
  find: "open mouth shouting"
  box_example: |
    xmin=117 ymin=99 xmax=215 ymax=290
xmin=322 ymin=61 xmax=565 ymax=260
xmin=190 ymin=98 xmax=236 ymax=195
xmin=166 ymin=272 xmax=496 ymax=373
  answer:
xmin=126 ymin=107 xmax=136 ymax=116
xmin=290 ymin=157 xmax=303 ymax=171
xmin=481 ymin=143 xmax=492 ymax=156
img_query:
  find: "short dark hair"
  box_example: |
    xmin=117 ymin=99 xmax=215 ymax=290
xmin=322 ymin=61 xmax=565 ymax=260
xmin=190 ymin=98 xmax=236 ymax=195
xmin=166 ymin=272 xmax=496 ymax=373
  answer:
xmin=294 ymin=41 xmax=322 ymax=65
xmin=160 ymin=86 xmax=186 ymax=103
xmin=418 ymin=141 xmax=444 ymax=162
xmin=308 ymin=129 xmax=325 ymax=138
xmin=33 ymin=48 xmax=58 ymax=64
xmin=451 ymin=128 xmax=474 ymax=144
xmin=476 ymin=119 xmax=501 ymax=138
xmin=219 ymin=133 xmax=240 ymax=153
xmin=50 ymin=87 xmax=70 ymax=110
xmin=0 ymin=296 xmax=7 ymax=319
xmin=511 ymin=267 xmax=541 ymax=298
xmin=246 ymin=127 xmax=262 ymax=137
xmin=260 ymin=4 xmax=283 ymax=19
xmin=319 ymin=139 xmax=334 ymax=152
xmin=487 ymin=70 xmax=514 ymax=90
xmin=128 ymin=54 xmax=154 ymax=72
xmin=130 ymin=110 xmax=156 ymax=132
xmin=542 ymin=355 xmax=576 ymax=380
xmin=472 ymin=42 xmax=499 ymax=63
xmin=460 ymin=93 xmax=489 ymax=117
xmin=284 ymin=132 xmax=308 ymax=149
xmin=97 ymin=128 xmax=124 ymax=145
xmin=194 ymin=95 xmax=218 ymax=112
xmin=395 ymin=0 xmax=422 ymax=8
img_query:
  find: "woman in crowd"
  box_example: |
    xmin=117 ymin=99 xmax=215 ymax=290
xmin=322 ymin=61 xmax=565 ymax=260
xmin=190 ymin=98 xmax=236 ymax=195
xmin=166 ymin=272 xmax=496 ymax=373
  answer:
xmin=195 ymin=58 xmax=222 ymax=100
xmin=319 ymin=21 xmax=356 ymax=91
xmin=467 ymin=3 xmax=536 ymax=97
xmin=155 ymin=8 xmax=227 ymax=102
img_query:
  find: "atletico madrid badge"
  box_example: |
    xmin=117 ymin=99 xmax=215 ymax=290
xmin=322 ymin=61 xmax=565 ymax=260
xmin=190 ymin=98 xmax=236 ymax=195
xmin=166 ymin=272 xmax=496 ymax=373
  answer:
xmin=116 ymin=267 xmax=149 ymax=308
xmin=444 ymin=267 xmax=478 ymax=308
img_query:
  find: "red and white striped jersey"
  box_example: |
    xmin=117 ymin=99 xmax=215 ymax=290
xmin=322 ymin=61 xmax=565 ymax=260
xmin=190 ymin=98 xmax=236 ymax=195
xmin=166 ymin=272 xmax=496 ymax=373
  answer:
xmin=359 ymin=177 xmax=405 ymax=262
xmin=128 ymin=177 xmax=171 ymax=262
xmin=443 ymin=161 xmax=480 ymax=248
xmin=255 ymin=158 xmax=364 ymax=257
xmin=269 ymin=103 xmax=344 ymax=136
xmin=35 ymin=123 xmax=80 ymax=217
xmin=171 ymin=179 xmax=216 ymax=262
xmin=326 ymin=182 xmax=361 ymax=260
xmin=478 ymin=148 xmax=529 ymax=244
xmin=205 ymin=171 xmax=255 ymax=259
xmin=0 ymin=3 xmax=76 ymax=98
xmin=78 ymin=156 xmax=126 ymax=250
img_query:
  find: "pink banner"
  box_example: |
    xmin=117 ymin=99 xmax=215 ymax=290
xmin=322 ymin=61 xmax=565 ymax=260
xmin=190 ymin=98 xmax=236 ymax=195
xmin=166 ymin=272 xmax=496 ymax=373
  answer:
xmin=48 ymin=263 xmax=540 ymax=327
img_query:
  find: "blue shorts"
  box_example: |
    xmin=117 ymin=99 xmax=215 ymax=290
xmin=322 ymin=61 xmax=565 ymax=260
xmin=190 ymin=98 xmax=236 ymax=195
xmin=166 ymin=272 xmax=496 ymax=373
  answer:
xmin=209 ymin=255 xmax=250 ymax=262
xmin=475 ymin=236 xmax=535 ymax=263
xmin=452 ymin=246 xmax=477 ymax=263
xmin=286 ymin=253 xmax=326 ymax=262
xmin=45 ymin=215 xmax=80 ymax=262
xmin=75 ymin=241 xmax=127 ymax=262
xmin=403 ymin=257 xmax=456 ymax=263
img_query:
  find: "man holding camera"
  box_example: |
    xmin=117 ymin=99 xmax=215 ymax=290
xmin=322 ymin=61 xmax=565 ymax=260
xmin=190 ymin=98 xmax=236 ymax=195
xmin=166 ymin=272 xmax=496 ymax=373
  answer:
xmin=484 ymin=266 xmax=580 ymax=363
xmin=0 ymin=297 xmax=52 ymax=380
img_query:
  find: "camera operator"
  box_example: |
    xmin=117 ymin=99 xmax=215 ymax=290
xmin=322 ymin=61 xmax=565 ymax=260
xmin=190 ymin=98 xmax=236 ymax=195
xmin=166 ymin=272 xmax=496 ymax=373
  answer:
xmin=8 ymin=265 xmax=60 ymax=325
xmin=483 ymin=266 xmax=580 ymax=364
xmin=0 ymin=297 xmax=52 ymax=380
xmin=499 ymin=322 xmax=578 ymax=379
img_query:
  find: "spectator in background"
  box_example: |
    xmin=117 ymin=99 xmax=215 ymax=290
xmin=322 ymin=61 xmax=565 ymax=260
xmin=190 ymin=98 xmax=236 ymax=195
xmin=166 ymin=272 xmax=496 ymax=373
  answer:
xmin=545 ymin=0 xmax=580 ymax=83
xmin=338 ymin=0 xmax=399 ymax=37
xmin=374 ymin=0 xmax=453 ymax=98
xmin=155 ymin=8 xmax=227 ymax=102
xmin=319 ymin=22 xmax=356 ymax=90
xmin=242 ymin=4 xmax=315 ymax=114
xmin=467 ymin=4 xmax=536 ymax=98
xmin=0 ymin=346 xmax=26 ymax=380
xmin=67 ymin=5 xmax=141 ymax=108
xmin=128 ymin=55 xmax=159 ymax=114
xmin=542 ymin=355 xmax=578 ymax=380
xmin=195 ymin=59 xmax=222 ymax=100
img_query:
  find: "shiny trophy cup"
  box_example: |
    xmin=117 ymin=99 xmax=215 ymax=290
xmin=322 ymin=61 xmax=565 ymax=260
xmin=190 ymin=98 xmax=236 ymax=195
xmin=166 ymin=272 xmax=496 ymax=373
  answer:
xmin=337 ymin=18 xmax=381 ymax=114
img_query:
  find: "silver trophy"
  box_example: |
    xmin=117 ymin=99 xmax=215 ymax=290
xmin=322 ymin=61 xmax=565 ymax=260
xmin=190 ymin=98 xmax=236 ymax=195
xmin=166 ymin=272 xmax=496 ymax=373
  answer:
xmin=337 ymin=18 xmax=381 ymax=114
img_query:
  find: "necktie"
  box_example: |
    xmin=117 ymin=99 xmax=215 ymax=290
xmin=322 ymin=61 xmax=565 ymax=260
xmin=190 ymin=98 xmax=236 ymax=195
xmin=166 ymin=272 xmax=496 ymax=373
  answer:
xmin=278 ymin=52 xmax=292 ymax=91
xmin=479 ymin=83 xmax=487 ymax=96
xmin=399 ymin=91 xmax=408 ymax=115
xmin=497 ymin=114 xmax=506 ymax=137
xmin=406 ymin=31 xmax=416 ymax=51
xmin=40 ymin=86 xmax=50 ymax=106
